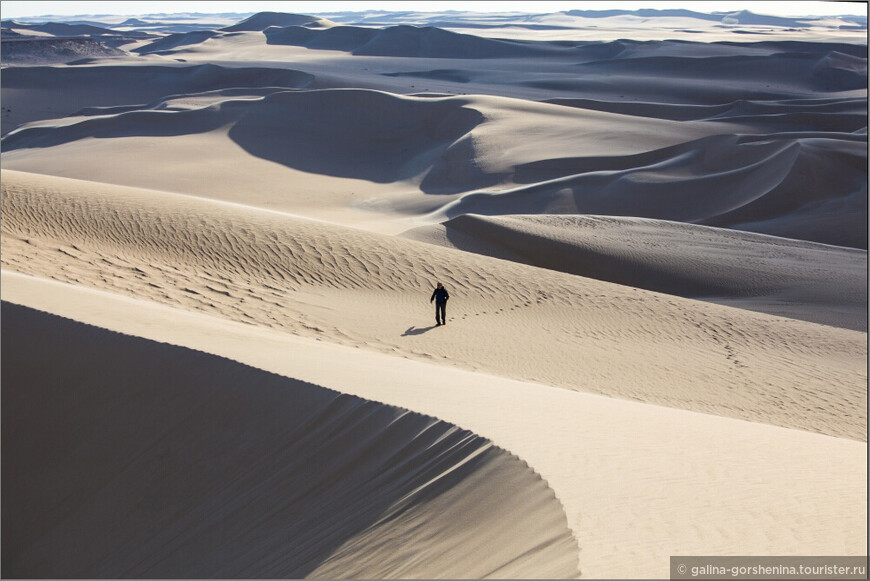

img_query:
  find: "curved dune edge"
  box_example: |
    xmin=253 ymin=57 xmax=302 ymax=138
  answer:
xmin=401 ymin=213 xmax=868 ymax=330
xmin=2 ymin=50 xmax=864 ymax=247
xmin=3 ymin=272 xmax=865 ymax=580
xmin=1 ymin=170 xmax=865 ymax=441
xmin=1 ymin=302 xmax=579 ymax=579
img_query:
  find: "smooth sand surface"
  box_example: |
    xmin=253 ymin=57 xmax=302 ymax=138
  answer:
xmin=2 ymin=272 xmax=866 ymax=580
xmin=1 ymin=8 xmax=866 ymax=579
xmin=3 ymin=298 xmax=578 ymax=579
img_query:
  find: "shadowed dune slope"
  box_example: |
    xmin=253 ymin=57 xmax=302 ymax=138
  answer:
xmin=131 ymin=30 xmax=223 ymax=54
xmin=401 ymin=214 xmax=867 ymax=330
xmin=263 ymin=23 xmax=563 ymax=58
xmin=354 ymin=40 xmax=866 ymax=104
xmin=2 ymin=170 xmax=865 ymax=440
xmin=1 ymin=302 xmax=579 ymax=579
xmin=0 ymin=21 xmax=128 ymax=37
xmin=225 ymin=90 xmax=486 ymax=186
xmin=571 ymin=49 xmax=867 ymax=93
xmin=0 ymin=64 xmax=314 ymax=135
xmin=3 ymin=69 xmax=863 ymax=245
xmin=0 ymin=37 xmax=127 ymax=65
xmin=4 ymin=89 xmax=734 ymax=197
xmin=1 ymin=89 xmax=485 ymax=189
xmin=543 ymin=97 xmax=867 ymax=132
xmin=440 ymin=131 xmax=867 ymax=249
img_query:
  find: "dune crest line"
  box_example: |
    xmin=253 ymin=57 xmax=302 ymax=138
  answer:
xmin=1 ymin=170 xmax=865 ymax=441
xmin=1 ymin=302 xmax=580 ymax=579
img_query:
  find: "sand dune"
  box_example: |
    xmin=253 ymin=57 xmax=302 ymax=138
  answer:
xmin=2 ymin=170 xmax=865 ymax=441
xmin=1 ymin=20 xmax=126 ymax=37
xmin=0 ymin=8 xmax=865 ymax=578
xmin=3 ymin=272 xmax=866 ymax=580
xmin=261 ymin=23 xmax=565 ymax=58
xmin=437 ymin=131 xmax=867 ymax=248
xmin=222 ymin=11 xmax=333 ymax=32
xmin=2 ymin=302 xmax=578 ymax=579
xmin=435 ymin=40 xmax=867 ymax=104
xmin=131 ymin=30 xmax=224 ymax=54
xmin=0 ymin=64 xmax=314 ymax=136
xmin=3 ymin=39 xmax=863 ymax=246
xmin=402 ymin=214 xmax=867 ymax=329
xmin=1 ymin=88 xmax=756 ymax=221
xmin=0 ymin=37 xmax=127 ymax=65
xmin=294 ymin=9 xmax=866 ymax=42
xmin=545 ymin=96 xmax=867 ymax=131
xmin=134 ymin=12 xmax=335 ymax=55
xmin=563 ymin=8 xmax=810 ymax=27
xmin=572 ymin=47 xmax=867 ymax=94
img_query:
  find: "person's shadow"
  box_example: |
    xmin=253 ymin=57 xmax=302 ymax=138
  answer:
xmin=401 ymin=325 xmax=438 ymax=336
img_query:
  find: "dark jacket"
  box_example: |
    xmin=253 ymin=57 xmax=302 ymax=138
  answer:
xmin=431 ymin=287 xmax=449 ymax=303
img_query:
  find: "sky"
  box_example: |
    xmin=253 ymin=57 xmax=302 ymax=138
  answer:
xmin=1 ymin=0 xmax=867 ymax=18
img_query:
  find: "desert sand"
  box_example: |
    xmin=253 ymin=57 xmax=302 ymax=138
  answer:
xmin=1 ymin=6 xmax=867 ymax=580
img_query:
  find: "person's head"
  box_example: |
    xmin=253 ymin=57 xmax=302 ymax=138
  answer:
xmin=436 ymin=282 xmax=443 ymax=289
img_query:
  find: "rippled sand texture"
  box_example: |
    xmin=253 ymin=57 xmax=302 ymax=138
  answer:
xmin=1 ymin=8 xmax=867 ymax=580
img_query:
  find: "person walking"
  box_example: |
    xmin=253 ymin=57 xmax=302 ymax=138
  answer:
xmin=430 ymin=282 xmax=449 ymax=326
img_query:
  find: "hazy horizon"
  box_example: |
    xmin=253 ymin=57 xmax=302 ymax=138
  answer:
xmin=1 ymin=0 xmax=867 ymax=19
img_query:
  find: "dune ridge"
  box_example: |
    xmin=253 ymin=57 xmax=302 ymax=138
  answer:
xmin=437 ymin=131 xmax=867 ymax=248
xmin=1 ymin=88 xmax=747 ymax=216
xmin=2 ymin=302 xmax=578 ymax=579
xmin=3 ymin=271 xmax=865 ymax=581
xmin=0 ymin=64 xmax=315 ymax=136
xmin=222 ymin=11 xmax=333 ymax=32
xmin=401 ymin=214 xmax=867 ymax=330
xmin=2 ymin=170 xmax=865 ymax=440
xmin=3 ymin=62 xmax=863 ymax=246
xmin=0 ymin=37 xmax=127 ymax=65
xmin=543 ymin=96 xmax=866 ymax=130
xmin=262 ymin=23 xmax=564 ymax=58
xmin=131 ymin=30 xmax=223 ymax=54
xmin=0 ymin=9 xmax=865 ymax=578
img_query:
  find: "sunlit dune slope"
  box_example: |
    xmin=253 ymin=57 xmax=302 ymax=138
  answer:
xmin=3 ymin=84 xmax=864 ymax=245
xmin=2 ymin=170 xmax=865 ymax=440
xmin=402 ymin=214 xmax=867 ymax=330
xmin=2 ymin=302 xmax=579 ymax=579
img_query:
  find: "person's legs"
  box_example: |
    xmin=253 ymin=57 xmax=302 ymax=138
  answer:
xmin=436 ymin=302 xmax=446 ymax=325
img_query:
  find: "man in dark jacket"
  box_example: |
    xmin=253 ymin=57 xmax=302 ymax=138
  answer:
xmin=430 ymin=282 xmax=449 ymax=326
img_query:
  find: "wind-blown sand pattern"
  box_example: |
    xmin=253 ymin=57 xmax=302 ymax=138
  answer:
xmin=402 ymin=214 xmax=868 ymax=329
xmin=1 ymin=7 xmax=867 ymax=580
xmin=3 ymin=303 xmax=578 ymax=579
xmin=3 ymin=169 xmax=866 ymax=439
